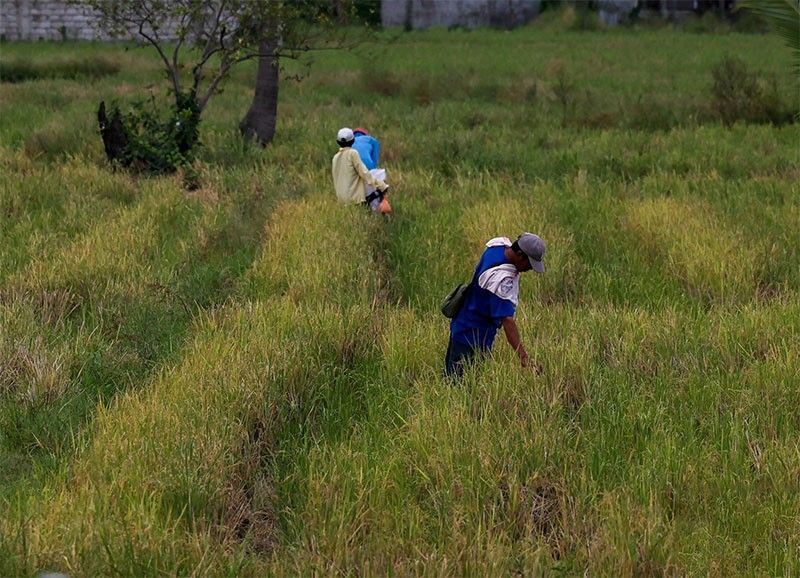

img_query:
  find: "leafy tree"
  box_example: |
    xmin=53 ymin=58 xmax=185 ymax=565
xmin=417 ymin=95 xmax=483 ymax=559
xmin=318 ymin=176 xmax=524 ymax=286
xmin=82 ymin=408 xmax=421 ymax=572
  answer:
xmin=82 ymin=0 xmax=373 ymax=170
xmin=237 ymin=1 xmax=373 ymax=145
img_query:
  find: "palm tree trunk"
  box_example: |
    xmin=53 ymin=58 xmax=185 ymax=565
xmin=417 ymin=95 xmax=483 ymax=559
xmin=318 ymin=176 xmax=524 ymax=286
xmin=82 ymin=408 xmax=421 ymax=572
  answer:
xmin=239 ymin=37 xmax=279 ymax=146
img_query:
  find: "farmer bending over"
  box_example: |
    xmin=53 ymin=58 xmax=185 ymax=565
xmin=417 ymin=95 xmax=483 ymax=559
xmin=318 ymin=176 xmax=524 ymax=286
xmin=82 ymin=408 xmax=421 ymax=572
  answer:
xmin=352 ymin=127 xmax=380 ymax=170
xmin=332 ymin=127 xmax=390 ymax=213
xmin=445 ymin=233 xmax=546 ymax=379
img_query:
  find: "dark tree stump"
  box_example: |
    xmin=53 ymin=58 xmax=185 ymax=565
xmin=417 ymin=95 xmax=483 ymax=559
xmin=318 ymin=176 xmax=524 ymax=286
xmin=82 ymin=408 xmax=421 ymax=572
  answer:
xmin=97 ymin=101 xmax=130 ymax=165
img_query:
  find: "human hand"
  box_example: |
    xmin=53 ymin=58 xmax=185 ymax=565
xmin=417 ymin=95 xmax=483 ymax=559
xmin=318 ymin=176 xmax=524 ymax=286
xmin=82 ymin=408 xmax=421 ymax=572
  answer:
xmin=520 ymin=353 xmax=542 ymax=375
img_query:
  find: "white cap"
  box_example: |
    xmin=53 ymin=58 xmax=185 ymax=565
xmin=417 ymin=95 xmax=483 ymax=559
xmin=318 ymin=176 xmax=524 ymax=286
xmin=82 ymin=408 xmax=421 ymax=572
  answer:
xmin=336 ymin=127 xmax=354 ymax=145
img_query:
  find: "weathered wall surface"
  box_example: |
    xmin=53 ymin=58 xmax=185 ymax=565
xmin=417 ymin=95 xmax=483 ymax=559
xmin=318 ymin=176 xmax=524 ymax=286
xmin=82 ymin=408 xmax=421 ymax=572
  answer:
xmin=0 ymin=0 xmax=181 ymax=41
xmin=1 ymin=0 xmax=739 ymax=41
xmin=6 ymin=0 xmax=544 ymax=41
xmin=381 ymin=0 xmax=541 ymax=30
xmin=1 ymin=0 xmax=103 ymax=40
xmin=598 ymin=0 xmax=638 ymax=26
xmin=381 ymin=0 xmax=737 ymax=29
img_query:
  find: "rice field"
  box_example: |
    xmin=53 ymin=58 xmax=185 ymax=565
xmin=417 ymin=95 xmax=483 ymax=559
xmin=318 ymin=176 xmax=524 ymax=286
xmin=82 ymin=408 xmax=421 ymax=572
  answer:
xmin=1 ymin=23 xmax=799 ymax=576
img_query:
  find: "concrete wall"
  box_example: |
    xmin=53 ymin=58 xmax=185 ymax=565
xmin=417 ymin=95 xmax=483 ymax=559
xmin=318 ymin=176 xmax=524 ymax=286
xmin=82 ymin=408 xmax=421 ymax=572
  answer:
xmin=598 ymin=0 xmax=638 ymax=26
xmin=0 ymin=0 xmax=181 ymax=41
xmin=381 ymin=0 xmax=541 ymax=30
xmin=1 ymin=0 xmax=740 ymax=41
xmin=1 ymin=0 xmax=104 ymax=40
xmin=381 ymin=0 xmax=738 ymax=29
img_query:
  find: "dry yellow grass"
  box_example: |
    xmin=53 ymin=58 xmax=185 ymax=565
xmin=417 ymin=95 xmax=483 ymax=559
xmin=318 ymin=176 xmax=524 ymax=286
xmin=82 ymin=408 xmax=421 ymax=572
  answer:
xmin=625 ymin=197 xmax=762 ymax=304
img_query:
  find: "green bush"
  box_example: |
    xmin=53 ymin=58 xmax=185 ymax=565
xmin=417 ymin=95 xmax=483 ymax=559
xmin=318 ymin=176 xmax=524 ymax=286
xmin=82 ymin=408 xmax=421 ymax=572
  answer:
xmin=711 ymin=55 xmax=794 ymax=126
xmin=546 ymin=58 xmax=576 ymax=127
xmin=105 ymin=92 xmax=201 ymax=175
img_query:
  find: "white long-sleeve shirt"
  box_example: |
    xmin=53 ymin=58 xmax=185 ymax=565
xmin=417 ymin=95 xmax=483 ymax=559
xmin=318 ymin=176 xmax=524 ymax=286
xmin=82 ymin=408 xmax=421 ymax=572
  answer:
xmin=331 ymin=147 xmax=387 ymax=204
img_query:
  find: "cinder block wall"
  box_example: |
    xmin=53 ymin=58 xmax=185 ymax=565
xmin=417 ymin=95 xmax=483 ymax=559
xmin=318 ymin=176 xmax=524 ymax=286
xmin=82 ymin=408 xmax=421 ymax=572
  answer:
xmin=0 ymin=0 xmax=179 ymax=41
xmin=2 ymin=0 xmax=103 ymax=40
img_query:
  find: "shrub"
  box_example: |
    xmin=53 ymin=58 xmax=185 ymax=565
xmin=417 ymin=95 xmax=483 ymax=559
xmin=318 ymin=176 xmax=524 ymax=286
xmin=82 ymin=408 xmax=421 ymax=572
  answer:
xmin=351 ymin=0 xmax=381 ymax=27
xmin=546 ymin=58 xmax=576 ymax=127
xmin=100 ymin=92 xmax=202 ymax=175
xmin=710 ymin=56 xmax=793 ymax=126
xmin=569 ymin=4 xmax=601 ymax=31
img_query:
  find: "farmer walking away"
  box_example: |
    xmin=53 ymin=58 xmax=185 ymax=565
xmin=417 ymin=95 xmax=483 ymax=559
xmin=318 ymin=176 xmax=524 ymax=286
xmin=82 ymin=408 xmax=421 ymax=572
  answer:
xmin=442 ymin=233 xmax=546 ymax=379
xmin=332 ymin=127 xmax=391 ymax=214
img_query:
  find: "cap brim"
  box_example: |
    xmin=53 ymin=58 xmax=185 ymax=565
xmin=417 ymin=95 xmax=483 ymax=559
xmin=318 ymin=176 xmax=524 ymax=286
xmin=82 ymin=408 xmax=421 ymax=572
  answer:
xmin=530 ymin=258 xmax=545 ymax=273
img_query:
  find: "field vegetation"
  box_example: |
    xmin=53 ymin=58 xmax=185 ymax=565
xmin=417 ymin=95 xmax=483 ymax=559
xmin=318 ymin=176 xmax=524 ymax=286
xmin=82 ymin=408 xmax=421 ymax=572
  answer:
xmin=0 ymin=21 xmax=798 ymax=576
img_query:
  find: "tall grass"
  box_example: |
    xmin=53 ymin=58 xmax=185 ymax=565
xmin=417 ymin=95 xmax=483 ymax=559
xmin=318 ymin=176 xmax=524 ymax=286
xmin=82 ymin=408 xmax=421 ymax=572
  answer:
xmin=1 ymin=26 xmax=798 ymax=576
xmin=0 ymin=163 xmax=291 ymax=508
xmin=0 ymin=55 xmax=120 ymax=83
xmin=0 ymin=154 xmax=138 ymax=283
xmin=625 ymin=197 xmax=762 ymax=304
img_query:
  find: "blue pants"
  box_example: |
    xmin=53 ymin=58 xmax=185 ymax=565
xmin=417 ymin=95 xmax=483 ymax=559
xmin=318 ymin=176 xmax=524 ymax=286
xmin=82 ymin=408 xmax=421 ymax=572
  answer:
xmin=444 ymin=336 xmax=477 ymax=379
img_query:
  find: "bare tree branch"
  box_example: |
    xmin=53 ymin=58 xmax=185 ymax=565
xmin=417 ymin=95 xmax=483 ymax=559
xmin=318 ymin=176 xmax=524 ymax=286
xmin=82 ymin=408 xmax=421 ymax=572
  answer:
xmin=198 ymin=58 xmax=232 ymax=110
xmin=170 ymin=6 xmax=195 ymax=93
xmin=83 ymin=0 xmax=376 ymax=134
xmin=135 ymin=19 xmax=181 ymax=97
xmin=192 ymin=6 xmax=229 ymax=94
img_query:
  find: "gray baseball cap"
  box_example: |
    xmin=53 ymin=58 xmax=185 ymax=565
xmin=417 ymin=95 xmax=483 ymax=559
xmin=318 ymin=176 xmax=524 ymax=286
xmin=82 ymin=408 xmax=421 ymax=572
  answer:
xmin=517 ymin=233 xmax=546 ymax=273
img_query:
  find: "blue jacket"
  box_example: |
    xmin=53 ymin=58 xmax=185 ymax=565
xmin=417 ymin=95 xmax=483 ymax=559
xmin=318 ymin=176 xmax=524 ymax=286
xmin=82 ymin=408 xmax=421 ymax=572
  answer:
xmin=352 ymin=134 xmax=380 ymax=170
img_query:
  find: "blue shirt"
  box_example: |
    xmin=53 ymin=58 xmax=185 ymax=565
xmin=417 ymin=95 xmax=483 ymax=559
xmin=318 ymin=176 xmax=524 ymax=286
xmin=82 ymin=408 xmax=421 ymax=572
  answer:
xmin=450 ymin=246 xmax=516 ymax=350
xmin=352 ymin=134 xmax=380 ymax=170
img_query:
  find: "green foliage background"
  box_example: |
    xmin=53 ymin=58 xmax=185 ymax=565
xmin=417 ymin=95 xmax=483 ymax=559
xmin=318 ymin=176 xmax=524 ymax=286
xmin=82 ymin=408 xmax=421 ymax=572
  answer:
xmin=0 ymin=24 xmax=798 ymax=576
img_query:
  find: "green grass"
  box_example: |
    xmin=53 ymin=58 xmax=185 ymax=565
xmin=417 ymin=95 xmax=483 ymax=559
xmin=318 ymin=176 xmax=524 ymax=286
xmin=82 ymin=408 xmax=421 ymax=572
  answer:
xmin=0 ymin=55 xmax=120 ymax=83
xmin=1 ymin=24 xmax=799 ymax=576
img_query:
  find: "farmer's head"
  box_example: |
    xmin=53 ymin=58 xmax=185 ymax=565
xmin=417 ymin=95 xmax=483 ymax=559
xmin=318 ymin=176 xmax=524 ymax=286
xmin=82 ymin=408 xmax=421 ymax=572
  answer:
xmin=353 ymin=127 xmax=369 ymax=137
xmin=336 ymin=127 xmax=355 ymax=147
xmin=510 ymin=233 xmax=546 ymax=273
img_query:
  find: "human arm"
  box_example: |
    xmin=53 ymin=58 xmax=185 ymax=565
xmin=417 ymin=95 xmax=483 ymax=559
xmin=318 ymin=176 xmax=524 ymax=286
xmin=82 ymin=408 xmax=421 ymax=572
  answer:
xmin=501 ymin=316 xmax=529 ymax=367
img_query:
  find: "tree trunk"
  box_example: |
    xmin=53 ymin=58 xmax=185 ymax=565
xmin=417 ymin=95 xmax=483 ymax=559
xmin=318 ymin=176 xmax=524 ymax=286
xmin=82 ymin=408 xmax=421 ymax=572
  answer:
xmin=333 ymin=0 xmax=349 ymax=25
xmin=239 ymin=37 xmax=279 ymax=146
